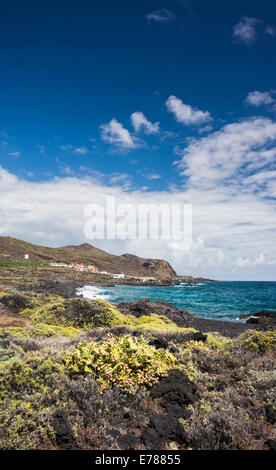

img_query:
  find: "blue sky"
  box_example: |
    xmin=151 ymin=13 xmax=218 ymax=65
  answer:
xmin=1 ymin=0 xmax=276 ymax=280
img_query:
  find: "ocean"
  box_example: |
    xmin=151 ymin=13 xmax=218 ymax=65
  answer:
xmin=77 ymin=281 xmax=276 ymax=323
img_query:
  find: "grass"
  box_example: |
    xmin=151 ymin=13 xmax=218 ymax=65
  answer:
xmin=0 ymin=262 xmax=48 ymax=269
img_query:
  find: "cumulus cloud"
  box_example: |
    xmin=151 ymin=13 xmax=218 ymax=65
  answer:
xmin=236 ymin=254 xmax=268 ymax=267
xmin=99 ymin=118 xmax=140 ymax=150
xmin=1 ymin=131 xmax=276 ymax=281
xmin=131 ymin=112 xmax=160 ymax=134
xmin=176 ymin=117 xmax=276 ymax=190
xmin=233 ymin=17 xmax=260 ymax=45
xmin=166 ymin=95 xmax=212 ymax=126
xmin=245 ymin=90 xmax=276 ymax=107
xmin=146 ymin=9 xmax=175 ymax=23
xmin=74 ymin=146 xmax=89 ymax=155
xmin=2 ymin=114 xmax=276 ymax=280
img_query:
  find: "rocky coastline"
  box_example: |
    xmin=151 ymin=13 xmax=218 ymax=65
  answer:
xmin=13 ymin=275 xmax=275 ymax=337
xmin=0 ymin=267 xmax=275 ymax=451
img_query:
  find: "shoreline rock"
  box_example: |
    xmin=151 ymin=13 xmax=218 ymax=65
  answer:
xmin=240 ymin=310 xmax=276 ymax=330
xmin=12 ymin=279 xmax=259 ymax=338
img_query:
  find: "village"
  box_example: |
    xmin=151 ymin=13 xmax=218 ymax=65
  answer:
xmin=48 ymin=261 xmax=157 ymax=283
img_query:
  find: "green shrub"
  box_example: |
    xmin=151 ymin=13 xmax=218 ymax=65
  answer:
xmin=133 ymin=313 xmax=197 ymax=333
xmin=0 ymin=293 xmax=38 ymax=314
xmin=0 ymin=399 xmax=55 ymax=450
xmin=0 ymin=354 xmax=65 ymax=400
xmin=0 ymin=348 xmax=19 ymax=364
xmin=241 ymin=330 xmax=276 ymax=353
xmin=206 ymin=332 xmax=231 ymax=349
xmin=20 ymin=298 xmax=127 ymax=329
xmin=1 ymin=324 xmax=80 ymax=339
xmin=63 ymin=334 xmax=179 ymax=391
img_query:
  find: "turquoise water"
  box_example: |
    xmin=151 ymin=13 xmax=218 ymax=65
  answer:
xmin=78 ymin=281 xmax=276 ymax=322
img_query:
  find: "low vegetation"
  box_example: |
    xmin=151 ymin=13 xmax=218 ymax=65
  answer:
xmin=63 ymin=334 xmax=179 ymax=391
xmin=0 ymin=290 xmax=275 ymax=450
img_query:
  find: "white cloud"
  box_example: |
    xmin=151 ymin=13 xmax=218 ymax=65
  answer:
xmin=9 ymin=152 xmax=20 ymax=157
xmin=166 ymin=95 xmax=212 ymax=126
xmin=233 ymin=17 xmax=260 ymax=45
xmin=176 ymin=117 xmax=276 ymax=189
xmin=60 ymin=144 xmax=89 ymax=155
xmin=131 ymin=112 xmax=160 ymax=134
xmin=146 ymin=9 xmax=175 ymax=23
xmin=60 ymin=144 xmax=74 ymax=151
xmin=109 ymin=173 xmax=130 ymax=184
xmin=99 ymin=118 xmax=140 ymax=150
xmin=1 ymin=146 xmax=276 ymax=281
xmin=265 ymin=25 xmax=276 ymax=36
xmin=198 ymin=125 xmax=213 ymax=134
xmin=2 ymin=115 xmax=276 ymax=280
xmin=145 ymin=174 xmax=161 ymax=180
xmin=74 ymin=146 xmax=89 ymax=155
xmin=245 ymin=90 xmax=275 ymax=107
xmin=236 ymin=253 xmax=273 ymax=267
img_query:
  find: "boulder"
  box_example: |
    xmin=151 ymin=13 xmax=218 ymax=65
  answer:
xmin=240 ymin=311 xmax=276 ymax=330
xmin=150 ymin=369 xmax=197 ymax=406
xmin=117 ymin=298 xmax=192 ymax=326
xmin=52 ymin=409 xmax=76 ymax=449
xmin=265 ymin=404 xmax=276 ymax=424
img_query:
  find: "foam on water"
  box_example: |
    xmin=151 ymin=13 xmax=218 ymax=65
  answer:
xmin=77 ymin=285 xmax=111 ymax=301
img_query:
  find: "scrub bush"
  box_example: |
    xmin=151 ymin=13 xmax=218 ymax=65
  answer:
xmin=20 ymin=298 xmax=126 ymax=328
xmin=241 ymin=330 xmax=276 ymax=353
xmin=63 ymin=334 xmax=179 ymax=391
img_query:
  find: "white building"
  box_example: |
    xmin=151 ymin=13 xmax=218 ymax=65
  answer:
xmin=49 ymin=262 xmax=68 ymax=267
xmin=113 ymin=273 xmax=125 ymax=279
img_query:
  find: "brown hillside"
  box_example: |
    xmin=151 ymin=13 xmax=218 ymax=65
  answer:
xmin=0 ymin=236 xmax=176 ymax=278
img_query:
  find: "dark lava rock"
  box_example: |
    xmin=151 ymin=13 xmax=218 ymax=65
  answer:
xmin=141 ymin=411 xmax=186 ymax=449
xmin=240 ymin=310 xmax=276 ymax=320
xmin=140 ymin=370 xmax=197 ymax=448
xmin=191 ymin=331 xmax=208 ymax=342
xmin=117 ymin=298 xmax=193 ymax=326
xmin=163 ymin=403 xmax=191 ymax=419
xmin=117 ymin=432 xmax=140 ymax=450
xmin=148 ymin=414 xmax=184 ymax=440
xmin=266 ymin=440 xmax=276 ymax=451
xmin=20 ymin=278 xmax=83 ymax=298
xmin=117 ymin=298 xmax=251 ymax=338
xmin=240 ymin=311 xmax=276 ymax=330
xmin=141 ymin=427 xmax=160 ymax=448
xmin=246 ymin=317 xmax=259 ymax=325
xmin=148 ymin=338 xmax=169 ymax=349
xmin=52 ymin=409 xmax=76 ymax=449
xmin=169 ymin=345 xmax=179 ymax=354
xmin=0 ymin=293 xmax=33 ymax=314
xmin=150 ymin=369 xmax=197 ymax=406
xmin=265 ymin=404 xmax=276 ymax=424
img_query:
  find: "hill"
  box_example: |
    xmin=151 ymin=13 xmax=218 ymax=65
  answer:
xmin=0 ymin=236 xmax=176 ymax=278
